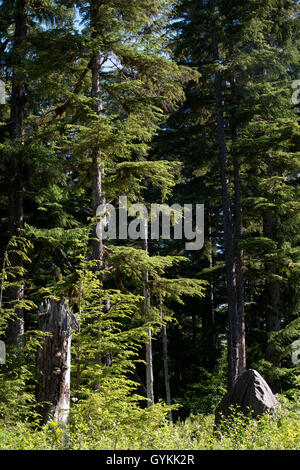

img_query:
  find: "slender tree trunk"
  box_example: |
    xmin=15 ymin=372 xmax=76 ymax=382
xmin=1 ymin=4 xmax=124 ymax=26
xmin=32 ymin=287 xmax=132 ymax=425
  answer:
xmin=145 ymin=301 xmax=154 ymax=406
xmin=233 ymin=153 xmax=246 ymax=376
xmin=231 ymin=75 xmax=246 ymax=376
xmin=144 ymin=219 xmax=154 ymax=406
xmin=208 ymin=213 xmax=216 ymax=348
xmin=162 ymin=324 xmax=172 ymax=420
xmin=36 ymin=299 xmax=78 ymax=426
xmin=215 ymin=80 xmax=239 ymax=390
xmin=6 ymin=0 xmax=28 ymax=346
xmin=211 ymin=2 xmax=239 ymax=389
xmin=75 ymin=275 xmax=83 ymax=392
xmin=160 ymin=296 xmax=172 ymax=422
xmin=89 ymin=2 xmax=112 ymax=372
xmin=90 ymin=2 xmax=105 ymax=274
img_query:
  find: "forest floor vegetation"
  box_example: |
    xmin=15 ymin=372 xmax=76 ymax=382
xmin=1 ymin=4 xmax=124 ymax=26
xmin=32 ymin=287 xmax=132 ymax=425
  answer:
xmin=0 ymin=397 xmax=299 ymax=451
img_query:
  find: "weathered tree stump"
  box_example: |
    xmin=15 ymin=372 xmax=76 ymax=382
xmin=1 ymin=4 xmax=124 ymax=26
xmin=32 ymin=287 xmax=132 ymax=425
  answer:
xmin=36 ymin=298 xmax=78 ymax=425
xmin=215 ymin=369 xmax=279 ymax=426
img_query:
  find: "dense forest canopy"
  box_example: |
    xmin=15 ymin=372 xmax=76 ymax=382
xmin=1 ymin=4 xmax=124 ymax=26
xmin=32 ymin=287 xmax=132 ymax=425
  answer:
xmin=0 ymin=0 xmax=299 ymax=451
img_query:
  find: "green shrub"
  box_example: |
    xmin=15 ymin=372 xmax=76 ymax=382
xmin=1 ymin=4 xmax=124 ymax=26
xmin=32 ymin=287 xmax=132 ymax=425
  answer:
xmin=1 ymin=398 xmax=299 ymax=450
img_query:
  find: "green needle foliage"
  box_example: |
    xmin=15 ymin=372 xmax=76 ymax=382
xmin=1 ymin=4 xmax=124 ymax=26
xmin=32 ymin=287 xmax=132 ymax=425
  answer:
xmin=0 ymin=0 xmax=299 ymax=450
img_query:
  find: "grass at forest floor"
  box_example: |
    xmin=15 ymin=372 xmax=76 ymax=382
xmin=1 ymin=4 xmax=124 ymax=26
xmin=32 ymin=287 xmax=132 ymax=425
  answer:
xmin=0 ymin=405 xmax=299 ymax=451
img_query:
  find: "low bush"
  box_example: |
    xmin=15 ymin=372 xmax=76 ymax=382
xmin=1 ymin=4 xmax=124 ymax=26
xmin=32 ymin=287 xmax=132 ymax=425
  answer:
xmin=0 ymin=398 xmax=299 ymax=450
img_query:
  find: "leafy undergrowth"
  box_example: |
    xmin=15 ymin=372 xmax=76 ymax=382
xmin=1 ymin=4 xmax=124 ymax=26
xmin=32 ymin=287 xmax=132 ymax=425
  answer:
xmin=0 ymin=404 xmax=299 ymax=451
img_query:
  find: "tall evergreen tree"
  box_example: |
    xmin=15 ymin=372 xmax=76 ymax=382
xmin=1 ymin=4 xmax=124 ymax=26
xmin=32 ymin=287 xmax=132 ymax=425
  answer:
xmin=0 ymin=0 xmax=75 ymax=345
xmin=168 ymin=0 xmax=299 ymax=389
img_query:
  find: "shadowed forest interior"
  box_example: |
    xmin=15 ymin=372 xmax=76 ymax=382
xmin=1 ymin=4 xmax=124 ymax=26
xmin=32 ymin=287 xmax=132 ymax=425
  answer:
xmin=0 ymin=0 xmax=299 ymax=451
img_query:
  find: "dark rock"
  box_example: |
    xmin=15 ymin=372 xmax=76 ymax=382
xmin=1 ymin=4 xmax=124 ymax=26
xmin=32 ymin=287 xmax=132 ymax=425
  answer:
xmin=215 ymin=369 xmax=279 ymax=426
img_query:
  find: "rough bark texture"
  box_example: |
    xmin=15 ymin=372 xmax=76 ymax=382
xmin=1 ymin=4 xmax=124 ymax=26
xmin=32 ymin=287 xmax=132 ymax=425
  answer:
xmin=6 ymin=0 xmax=28 ymax=346
xmin=36 ymin=299 xmax=78 ymax=425
xmin=215 ymin=369 xmax=279 ymax=426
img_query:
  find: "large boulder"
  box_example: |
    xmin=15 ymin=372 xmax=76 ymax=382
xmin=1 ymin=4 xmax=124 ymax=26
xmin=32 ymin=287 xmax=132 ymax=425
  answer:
xmin=215 ymin=369 xmax=279 ymax=426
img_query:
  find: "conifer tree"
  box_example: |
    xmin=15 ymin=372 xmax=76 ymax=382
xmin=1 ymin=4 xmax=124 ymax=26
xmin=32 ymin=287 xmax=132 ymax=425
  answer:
xmin=168 ymin=0 xmax=299 ymax=389
xmin=0 ymin=0 xmax=75 ymax=345
xmin=170 ymin=0 xmax=244 ymax=388
xmin=4 ymin=0 xmax=28 ymax=345
xmin=53 ymin=0 xmax=197 ymax=400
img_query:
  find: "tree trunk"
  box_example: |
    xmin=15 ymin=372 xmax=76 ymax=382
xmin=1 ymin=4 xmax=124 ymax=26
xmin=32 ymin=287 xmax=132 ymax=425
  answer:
xmin=161 ymin=310 xmax=172 ymax=422
xmin=208 ymin=213 xmax=216 ymax=349
xmin=233 ymin=153 xmax=246 ymax=377
xmin=231 ymin=74 xmax=246 ymax=377
xmin=90 ymin=1 xmax=105 ymax=274
xmin=159 ymin=291 xmax=172 ymax=420
xmin=36 ymin=299 xmax=78 ymax=426
xmin=6 ymin=0 xmax=28 ymax=346
xmin=215 ymin=81 xmax=239 ymax=390
xmin=89 ymin=2 xmax=113 ymax=372
xmin=211 ymin=1 xmax=239 ymax=389
xmin=144 ymin=219 xmax=154 ymax=406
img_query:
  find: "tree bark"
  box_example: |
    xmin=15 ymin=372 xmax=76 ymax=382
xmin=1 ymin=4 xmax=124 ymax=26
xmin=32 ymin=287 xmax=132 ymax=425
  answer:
xmin=161 ymin=302 xmax=172 ymax=422
xmin=90 ymin=1 xmax=105 ymax=274
xmin=233 ymin=153 xmax=246 ymax=377
xmin=231 ymin=75 xmax=246 ymax=377
xmin=158 ymin=286 xmax=172 ymax=420
xmin=6 ymin=0 xmax=28 ymax=346
xmin=89 ymin=1 xmax=113 ymax=372
xmin=144 ymin=219 xmax=154 ymax=406
xmin=211 ymin=1 xmax=239 ymax=389
xmin=208 ymin=213 xmax=216 ymax=348
xmin=36 ymin=299 xmax=78 ymax=425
